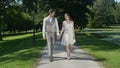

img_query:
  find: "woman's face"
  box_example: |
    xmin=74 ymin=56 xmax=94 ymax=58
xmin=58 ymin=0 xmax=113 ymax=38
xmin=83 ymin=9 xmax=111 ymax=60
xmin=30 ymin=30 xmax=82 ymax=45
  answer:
xmin=50 ymin=11 xmax=55 ymax=17
xmin=64 ymin=14 xmax=69 ymax=20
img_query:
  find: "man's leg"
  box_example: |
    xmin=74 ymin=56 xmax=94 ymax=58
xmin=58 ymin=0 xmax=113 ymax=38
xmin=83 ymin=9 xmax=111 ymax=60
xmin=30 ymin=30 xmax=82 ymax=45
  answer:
xmin=46 ymin=33 xmax=52 ymax=61
xmin=49 ymin=37 xmax=53 ymax=62
xmin=52 ymin=32 xmax=55 ymax=47
xmin=49 ymin=32 xmax=55 ymax=62
xmin=51 ymin=33 xmax=55 ymax=58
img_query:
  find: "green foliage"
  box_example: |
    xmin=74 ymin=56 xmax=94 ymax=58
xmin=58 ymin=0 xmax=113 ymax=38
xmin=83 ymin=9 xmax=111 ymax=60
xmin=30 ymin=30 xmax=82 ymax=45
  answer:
xmin=0 ymin=0 xmax=45 ymax=35
xmin=114 ymin=3 xmax=120 ymax=24
xmin=86 ymin=5 xmax=94 ymax=28
xmin=93 ymin=0 xmax=115 ymax=28
xmin=33 ymin=11 xmax=47 ymax=31
xmin=36 ymin=0 xmax=95 ymax=29
xmin=86 ymin=13 xmax=93 ymax=28
xmin=3 ymin=6 xmax=33 ymax=32
xmin=86 ymin=0 xmax=117 ymax=28
xmin=0 ymin=0 xmax=96 ymax=35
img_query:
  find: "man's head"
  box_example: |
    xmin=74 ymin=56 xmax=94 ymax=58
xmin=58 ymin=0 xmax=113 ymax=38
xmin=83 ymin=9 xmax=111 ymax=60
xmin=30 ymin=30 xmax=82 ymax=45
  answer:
xmin=49 ymin=9 xmax=55 ymax=17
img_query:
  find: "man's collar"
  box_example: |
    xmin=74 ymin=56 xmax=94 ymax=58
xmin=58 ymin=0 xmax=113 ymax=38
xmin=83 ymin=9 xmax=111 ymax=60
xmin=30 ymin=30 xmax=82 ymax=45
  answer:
xmin=48 ymin=15 xmax=54 ymax=18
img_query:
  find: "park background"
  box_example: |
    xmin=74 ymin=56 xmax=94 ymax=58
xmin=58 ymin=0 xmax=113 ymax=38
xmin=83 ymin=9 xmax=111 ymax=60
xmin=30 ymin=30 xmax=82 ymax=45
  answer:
xmin=0 ymin=0 xmax=120 ymax=68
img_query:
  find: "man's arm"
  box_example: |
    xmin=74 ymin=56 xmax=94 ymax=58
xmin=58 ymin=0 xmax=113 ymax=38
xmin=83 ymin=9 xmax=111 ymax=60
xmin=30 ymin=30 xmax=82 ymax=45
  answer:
xmin=55 ymin=18 xmax=59 ymax=36
xmin=42 ymin=18 xmax=46 ymax=39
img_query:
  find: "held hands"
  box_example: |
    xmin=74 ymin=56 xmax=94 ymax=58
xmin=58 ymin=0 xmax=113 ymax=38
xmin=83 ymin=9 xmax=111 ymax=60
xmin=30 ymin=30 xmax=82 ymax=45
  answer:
xmin=57 ymin=35 xmax=61 ymax=40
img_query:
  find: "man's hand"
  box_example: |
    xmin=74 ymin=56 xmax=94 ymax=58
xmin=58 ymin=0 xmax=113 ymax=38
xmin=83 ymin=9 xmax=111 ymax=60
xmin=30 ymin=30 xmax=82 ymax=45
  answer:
xmin=43 ymin=36 xmax=46 ymax=40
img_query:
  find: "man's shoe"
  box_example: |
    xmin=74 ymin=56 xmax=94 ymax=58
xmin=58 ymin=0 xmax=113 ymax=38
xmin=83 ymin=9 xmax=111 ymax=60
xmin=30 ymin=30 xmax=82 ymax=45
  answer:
xmin=49 ymin=56 xmax=53 ymax=62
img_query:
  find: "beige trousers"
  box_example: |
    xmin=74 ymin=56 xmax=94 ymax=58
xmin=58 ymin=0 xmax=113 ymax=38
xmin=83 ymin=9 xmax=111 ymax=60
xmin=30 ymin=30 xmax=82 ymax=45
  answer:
xmin=46 ymin=32 xmax=55 ymax=58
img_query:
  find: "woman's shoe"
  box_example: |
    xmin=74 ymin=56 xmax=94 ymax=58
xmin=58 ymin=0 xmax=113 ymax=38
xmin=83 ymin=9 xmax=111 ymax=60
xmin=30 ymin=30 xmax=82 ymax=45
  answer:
xmin=67 ymin=57 xmax=71 ymax=60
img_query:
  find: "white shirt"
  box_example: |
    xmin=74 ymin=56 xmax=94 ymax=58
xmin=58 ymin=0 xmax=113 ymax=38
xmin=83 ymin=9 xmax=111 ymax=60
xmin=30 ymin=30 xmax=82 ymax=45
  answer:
xmin=42 ymin=16 xmax=59 ymax=37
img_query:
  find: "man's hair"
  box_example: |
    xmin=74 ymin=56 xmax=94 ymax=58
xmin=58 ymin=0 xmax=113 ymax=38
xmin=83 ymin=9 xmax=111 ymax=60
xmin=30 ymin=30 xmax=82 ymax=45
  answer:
xmin=49 ymin=9 xmax=55 ymax=14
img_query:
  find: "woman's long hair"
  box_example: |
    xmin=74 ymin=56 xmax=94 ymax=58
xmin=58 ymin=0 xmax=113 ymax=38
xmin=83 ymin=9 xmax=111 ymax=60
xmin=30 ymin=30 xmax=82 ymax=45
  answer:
xmin=65 ymin=13 xmax=73 ymax=21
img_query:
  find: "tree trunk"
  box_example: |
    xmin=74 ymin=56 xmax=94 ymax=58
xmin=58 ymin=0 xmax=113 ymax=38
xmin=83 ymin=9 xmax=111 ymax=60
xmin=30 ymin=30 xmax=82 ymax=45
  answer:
xmin=0 ymin=31 xmax=2 ymax=41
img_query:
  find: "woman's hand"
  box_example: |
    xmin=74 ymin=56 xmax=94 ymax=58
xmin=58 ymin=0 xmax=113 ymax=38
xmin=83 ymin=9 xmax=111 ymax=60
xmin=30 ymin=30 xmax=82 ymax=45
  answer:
xmin=57 ymin=35 xmax=61 ymax=40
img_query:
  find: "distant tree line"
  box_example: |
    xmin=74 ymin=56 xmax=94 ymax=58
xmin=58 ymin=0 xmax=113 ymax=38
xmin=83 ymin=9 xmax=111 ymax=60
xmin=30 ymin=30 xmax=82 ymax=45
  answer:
xmin=0 ymin=0 xmax=95 ymax=40
xmin=0 ymin=0 xmax=120 ymax=41
xmin=86 ymin=0 xmax=120 ymax=28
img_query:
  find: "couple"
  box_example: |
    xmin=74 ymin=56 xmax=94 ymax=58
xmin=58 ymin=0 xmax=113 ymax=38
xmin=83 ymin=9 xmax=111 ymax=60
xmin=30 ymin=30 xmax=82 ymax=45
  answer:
xmin=42 ymin=9 xmax=75 ymax=62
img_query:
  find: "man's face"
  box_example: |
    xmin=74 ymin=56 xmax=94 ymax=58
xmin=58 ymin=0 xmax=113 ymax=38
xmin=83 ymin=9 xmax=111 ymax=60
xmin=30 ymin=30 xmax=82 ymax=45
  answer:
xmin=50 ymin=11 xmax=55 ymax=17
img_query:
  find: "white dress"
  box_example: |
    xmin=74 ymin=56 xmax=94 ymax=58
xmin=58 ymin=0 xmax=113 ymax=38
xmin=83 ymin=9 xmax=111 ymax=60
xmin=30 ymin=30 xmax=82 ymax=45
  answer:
xmin=61 ymin=21 xmax=75 ymax=46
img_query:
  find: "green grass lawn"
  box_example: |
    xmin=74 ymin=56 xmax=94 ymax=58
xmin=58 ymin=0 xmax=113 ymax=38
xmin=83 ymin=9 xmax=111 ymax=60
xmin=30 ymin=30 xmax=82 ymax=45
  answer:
xmin=76 ymin=33 xmax=120 ymax=68
xmin=0 ymin=32 xmax=45 ymax=68
xmin=0 ymin=31 xmax=120 ymax=68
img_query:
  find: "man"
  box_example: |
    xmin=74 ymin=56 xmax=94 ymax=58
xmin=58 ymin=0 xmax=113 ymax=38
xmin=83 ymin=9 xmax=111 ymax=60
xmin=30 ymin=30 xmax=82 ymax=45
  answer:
xmin=42 ymin=9 xmax=59 ymax=62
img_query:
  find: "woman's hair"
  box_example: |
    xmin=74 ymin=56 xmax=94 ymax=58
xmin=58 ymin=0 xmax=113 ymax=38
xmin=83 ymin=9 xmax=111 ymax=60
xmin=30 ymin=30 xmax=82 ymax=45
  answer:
xmin=49 ymin=9 xmax=55 ymax=14
xmin=65 ymin=13 xmax=73 ymax=21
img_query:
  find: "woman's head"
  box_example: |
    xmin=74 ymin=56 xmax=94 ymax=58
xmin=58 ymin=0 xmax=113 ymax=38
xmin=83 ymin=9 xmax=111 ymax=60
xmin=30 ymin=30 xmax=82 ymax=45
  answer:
xmin=64 ymin=13 xmax=73 ymax=21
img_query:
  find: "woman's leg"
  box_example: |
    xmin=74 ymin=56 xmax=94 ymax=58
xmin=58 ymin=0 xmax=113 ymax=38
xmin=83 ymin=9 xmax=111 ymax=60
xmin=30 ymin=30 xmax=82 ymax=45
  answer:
xmin=66 ymin=46 xmax=69 ymax=59
xmin=66 ymin=44 xmax=72 ymax=60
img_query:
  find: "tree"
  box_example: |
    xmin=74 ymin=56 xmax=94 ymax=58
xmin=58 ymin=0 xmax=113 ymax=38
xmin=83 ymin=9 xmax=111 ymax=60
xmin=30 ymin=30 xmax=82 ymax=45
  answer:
xmin=86 ymin=5 xmax=94 ymax=28
xmin=0 ymin=0 xmax=8 ymax=40
xmin=37 ymin=0 xmax=94 ymax=30
xmin=0 ymin=0 xmax=96 ymax=37
xmin=0 ymin=17 xmax=4 ymax=41
xmin=114 ymin=3 xmax=120 ymax=24
xmin=91 ymin=0 xmax=115 ymax=28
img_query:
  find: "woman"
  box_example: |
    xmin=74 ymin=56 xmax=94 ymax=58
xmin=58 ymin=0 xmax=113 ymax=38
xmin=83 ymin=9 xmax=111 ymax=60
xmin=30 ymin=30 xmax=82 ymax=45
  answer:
xmin=59 ymin=13 xmax=75 ymax=60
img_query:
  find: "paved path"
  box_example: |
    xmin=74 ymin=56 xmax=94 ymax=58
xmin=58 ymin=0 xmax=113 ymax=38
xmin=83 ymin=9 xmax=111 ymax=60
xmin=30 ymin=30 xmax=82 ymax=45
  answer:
xmin=35 ymin=42 xmax=103 ymax=68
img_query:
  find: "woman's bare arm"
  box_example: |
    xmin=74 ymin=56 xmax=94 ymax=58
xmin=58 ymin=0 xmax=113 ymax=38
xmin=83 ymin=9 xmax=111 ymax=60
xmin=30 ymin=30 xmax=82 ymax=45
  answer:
xmin=60 ymin=22 xmax=65 ymax=37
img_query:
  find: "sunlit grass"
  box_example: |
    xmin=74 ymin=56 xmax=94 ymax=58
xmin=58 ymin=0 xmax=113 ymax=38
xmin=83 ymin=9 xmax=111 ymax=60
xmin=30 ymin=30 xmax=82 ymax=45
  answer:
xmin=0 ymin=32 xmax=45 ymax=68
xmin=76 ymin=33 xmax=120 ymax=68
